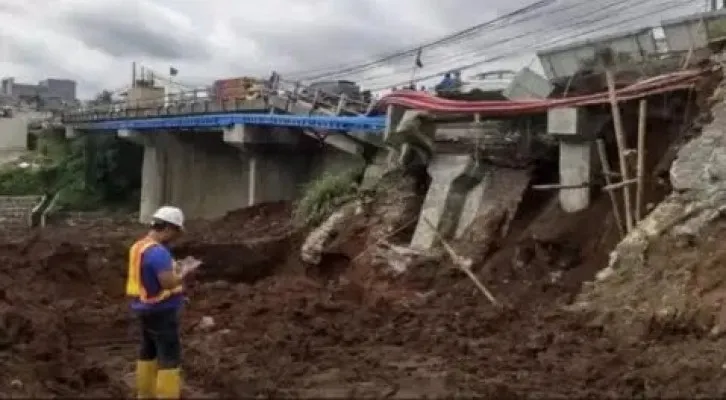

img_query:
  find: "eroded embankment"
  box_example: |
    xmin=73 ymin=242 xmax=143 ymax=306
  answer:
xmin=578 ymin=69 xmax=726 ymax=347
xmin=0 ymin=69 xmax=723 ymax=398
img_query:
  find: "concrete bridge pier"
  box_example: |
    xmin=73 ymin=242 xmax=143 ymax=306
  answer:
xmin=548 ymin=107 xmax=595 ymax=213
xmin=410 ymin=154 xmax=484 ymax=250
xmin=222 ymin=124 xmax=314 ymax=206
xmin=120 ymin=129 xmax=257 ymax=222
xmin=120 ymin=125 xmax=365 ymax=222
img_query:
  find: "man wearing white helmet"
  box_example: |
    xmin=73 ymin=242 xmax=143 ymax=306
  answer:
xmin=125 ymin=205 xmax=201 ymax=399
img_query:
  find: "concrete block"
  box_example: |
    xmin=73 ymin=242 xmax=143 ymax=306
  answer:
xmin=360 ymin=149 xmax=391 ymax=190
xmin=410 ymin=154 xmax=473 ymax=251
xmin=347 ymin=131 xmax=384 ymax=148
xmin=559 ymin=141 xmax=592 ymax=212
xmin=548 ymin=107 xmax=584 ymax=137
xmin=503 ymin=67 xmax=553 ymax=100
xmin=223 ymin=124 xmax=300 ymax=149
xmin=322 ymin=134 xmax=363 ymax=155
xmin=222 ymin=123 xmax=245 ymax=147
xmin=64 ymin=126 xmax=78 ymax=139
xmin=455 ymin=167 xmax=531 ymax=238
xmin=117 ymin=128 xmax=147 ymax=145
xmin=384 ymin=104 xmax=406 ymax=142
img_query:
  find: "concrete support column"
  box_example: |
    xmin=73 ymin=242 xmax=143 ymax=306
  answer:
xmin=455 ymin=166 xmax=532 ymax=238
xmin=125 ymin=129 xmax=253 ymax=221
xmin=64 ymin=126 xmax=78 ymax=139
xmin=244 ymin=151 xmax=310 ymax=205
xmin=124 ymin=123 xmax=370 ymax=223
xmin=248 ymin=156 xmax=257 ymax=206
xmin=139 ymin=140 xmax=166 ymax=222
xmin=224 ymin=123 xmax=319 ymax=206
xmin=410 ymin=154 xmax=475 ymax=250
xmin=548 ymin=107 xmax=594 ymax=213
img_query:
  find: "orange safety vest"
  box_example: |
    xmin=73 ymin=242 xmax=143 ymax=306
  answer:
xmin=125 ymin=236 xmax=183 ymax=303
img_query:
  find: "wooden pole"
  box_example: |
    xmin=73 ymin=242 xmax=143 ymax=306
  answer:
xmin=604 ymin=68 xmax=635 ymax=232
xmin=635 ymin=99 xmax=647 ymax=221
xmin=603 ymin=178 xmax=637 ymax=191
xmin=596 ymin=139 xmax=625 ymax=236
xmin=531 ymin=183 xmax=591 ymax=190
xmin=421 ymin=217 xmax=501 ymax=308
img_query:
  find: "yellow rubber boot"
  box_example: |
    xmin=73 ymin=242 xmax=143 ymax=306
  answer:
xmin=156 ymin=368 xmax=181 ymax=399
xmin=135 ymin=360 xmax=158 ymax=399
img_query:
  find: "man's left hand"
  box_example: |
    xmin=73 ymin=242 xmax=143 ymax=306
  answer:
xmin=178 ymin=256 xmax=202 ymax=277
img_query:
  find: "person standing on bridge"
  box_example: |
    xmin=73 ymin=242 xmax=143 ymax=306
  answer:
xmin=126 ymin=205 xmax=201 ymax=399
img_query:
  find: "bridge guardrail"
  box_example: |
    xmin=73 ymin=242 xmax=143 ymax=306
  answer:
xmin=62 ymin=76 xmax=379 ymax=124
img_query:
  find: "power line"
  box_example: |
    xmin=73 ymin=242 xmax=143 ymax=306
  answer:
xmin=366 ymin=0 xmax=695 ymax=91
xmin=348 ymin=0 xmax=695 ymax=88
xmin=356 ymin=0 xmax=668 ymax=87
xmin=285 ymin=0 xmax=654 ymax=83
xmin=282 ymin=0 xmax=558 ymax=81
xmin=351 ymin=0 xmax=643 ymax=85
xmin=285 ymin=0 xmax=697 ymax=89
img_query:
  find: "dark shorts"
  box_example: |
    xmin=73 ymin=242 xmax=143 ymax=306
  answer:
xmin=136 ymin=307 xmax=181 ymax=369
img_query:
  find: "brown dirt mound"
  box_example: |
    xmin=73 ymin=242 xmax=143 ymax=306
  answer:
xmin=580 ymin=218 xmax=726 ymax=342
xmin=3 ymin=194 xmax=726 ymax=397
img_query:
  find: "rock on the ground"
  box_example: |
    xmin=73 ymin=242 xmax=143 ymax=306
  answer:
xmin=301 ymin=201 xmax=362 ymax=265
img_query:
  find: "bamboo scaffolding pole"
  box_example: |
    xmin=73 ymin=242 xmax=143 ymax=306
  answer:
xmin=603 ymin=178 xmax=637 ymax=191
xmin=531 ymin=183 xmax=591 ymax=190
xmin=635 ymin=99 xmax=648 ymax=221
xmin=604 ymin=67 xmax=635 ymax=232
xmin=596 ymin=139 xmax=625 ymax=236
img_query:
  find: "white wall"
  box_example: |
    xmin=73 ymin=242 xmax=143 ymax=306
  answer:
xmin=0 ymin=116 xmax=28 ymax=151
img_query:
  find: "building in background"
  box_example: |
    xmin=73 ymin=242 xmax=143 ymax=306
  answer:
xmin=0 ymin=77 xmax=78 ymax=111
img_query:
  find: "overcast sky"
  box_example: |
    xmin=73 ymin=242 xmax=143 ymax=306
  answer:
xmin=0 ymin=0 xmax=705 ymax=98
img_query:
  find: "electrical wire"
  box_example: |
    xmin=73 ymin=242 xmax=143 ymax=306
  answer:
xmin=285 ymin=0 xmax=694 ymax=86
xmin=365 ymin=0 xmax=697 ymax=91
xmin=352 ymin=0 xmax=648 ymax=85
xmin=284 ymin=0 xmax=670 ymax=82
xmin=283 ymin=0 xmax=567 ymax=81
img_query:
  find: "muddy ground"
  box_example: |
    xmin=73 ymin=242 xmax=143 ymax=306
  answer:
xmin=0 ymin=191 xmax=724 ymax=399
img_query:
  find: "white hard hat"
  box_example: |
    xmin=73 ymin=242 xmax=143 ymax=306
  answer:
xmin=151 ymin=206 xmax=185 ymax=229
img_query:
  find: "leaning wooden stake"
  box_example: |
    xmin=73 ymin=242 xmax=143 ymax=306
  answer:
xmin=603 ymin=178 xmax=637 ymax=191
xmin=635 ymin=99 xmax=648 ymax=221
xmin=596 ymin=139 xmax=625 ymax=237
xmin=421 ymin=217 xmax=501 ymax=308
xmin=531 ymin=183 xmax=591 ymax=190
xmin=604 ymin=67 xmax=635 ymax=232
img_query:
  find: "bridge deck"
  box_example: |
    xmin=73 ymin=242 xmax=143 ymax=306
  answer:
xmin=80 ymin=113 xmax=385 ymax=132
xmin=63 ymin=94 xmax=384 ymax=132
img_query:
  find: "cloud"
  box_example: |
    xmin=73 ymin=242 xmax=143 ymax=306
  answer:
xmin=55 ymin=0 xmax=214 ymax=61
xmin=0 ymin=0 xmax=706 ymax=98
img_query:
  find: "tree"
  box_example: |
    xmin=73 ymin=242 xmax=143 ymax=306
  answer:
xmin=90 ymin=89 xmax=114 ymax=106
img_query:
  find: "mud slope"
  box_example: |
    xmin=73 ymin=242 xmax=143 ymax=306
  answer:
xmin=0 ymin=198 xmax=725 ymax=397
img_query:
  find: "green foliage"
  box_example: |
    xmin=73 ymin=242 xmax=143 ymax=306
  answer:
xmin=0 ymin=131 xmax=142 ymax=211
xmin=0 ymin=166 xmax=48 ymax=195
xmin=293 ymin=168 xmax=362 ymax=228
